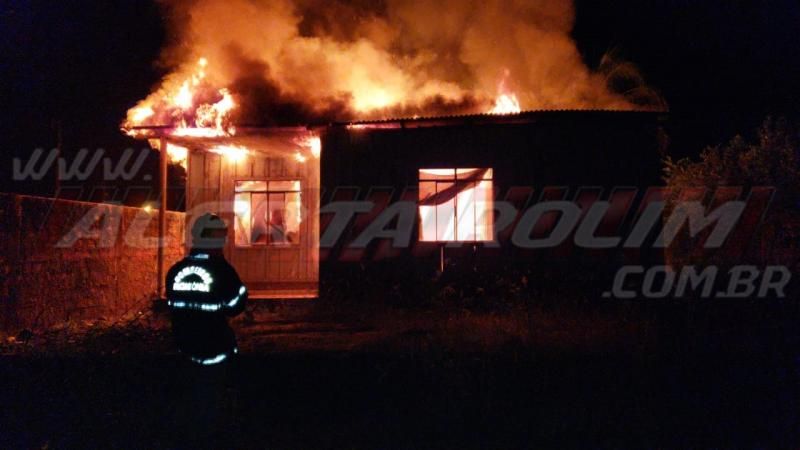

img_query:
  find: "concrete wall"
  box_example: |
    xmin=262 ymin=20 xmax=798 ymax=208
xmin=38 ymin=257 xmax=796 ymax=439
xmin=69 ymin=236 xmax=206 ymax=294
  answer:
xmin=0 ymin=194 xmax=185 ymax=333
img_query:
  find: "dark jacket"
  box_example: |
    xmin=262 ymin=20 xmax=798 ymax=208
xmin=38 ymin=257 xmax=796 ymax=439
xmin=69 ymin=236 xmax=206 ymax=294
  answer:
xmin=165 ymin=251 xmax=248 ymax=364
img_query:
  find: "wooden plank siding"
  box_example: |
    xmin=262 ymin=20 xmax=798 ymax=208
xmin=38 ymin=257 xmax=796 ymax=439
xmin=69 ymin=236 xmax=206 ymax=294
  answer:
xmin=184 ymin=143 xmax=320 ymax=299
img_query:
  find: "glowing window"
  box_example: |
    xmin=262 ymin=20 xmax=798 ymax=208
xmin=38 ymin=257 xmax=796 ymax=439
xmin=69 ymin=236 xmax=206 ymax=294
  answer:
xmin=234 ymin=180 xmax=302 ymax=247
xmin=419 ymin=168 xmax=494 ymax=242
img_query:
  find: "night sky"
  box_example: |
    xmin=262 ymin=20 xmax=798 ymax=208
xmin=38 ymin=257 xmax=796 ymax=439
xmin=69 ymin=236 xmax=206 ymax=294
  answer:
xmin=2 ymin=0 xmax=799 ymax=199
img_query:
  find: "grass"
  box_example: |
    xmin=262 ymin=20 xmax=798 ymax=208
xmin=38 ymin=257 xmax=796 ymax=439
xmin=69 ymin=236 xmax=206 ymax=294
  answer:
xmin=2 ymin=288 xmax=799 ymax=448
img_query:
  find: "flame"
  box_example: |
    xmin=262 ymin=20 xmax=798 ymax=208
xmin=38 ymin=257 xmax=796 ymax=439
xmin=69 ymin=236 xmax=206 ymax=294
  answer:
xmin=124 ymin=58 xmax=237 ymax=139
xmin=173 ymin=81 xmax=194 ymax=109
xmin=146 ymin=140 xmax=189 ymax=167
xmin=308 ymin=138 xmax=321 ymax=159
xmin=294 ymin=152 xmax=308 ymax=163
xmin=352 ymin=87 xmax=398 ymax=112
xmin=172 ymin=125 xmax=236 ymax=138
xmin=123 ymin=58 xmax=239 ymax=168
xmin=130 ymin=105 xmax=155 ymax=123
xmin=295 ymin=135 xmax=321 ymax=159
xmin=488 ymin=93 xmax=521 ymax=115
xmin=195 ymin=88 xmax=235 ymax=130
xmin=165 ymin=143 xmax=189 ymax=166
xmin=209 ymin=144 xmax=250 ymax=163
xmin=121 ymin=0 xmax=664 ymax=138
xmin=487 ymin=70 xmax=522 ymax=115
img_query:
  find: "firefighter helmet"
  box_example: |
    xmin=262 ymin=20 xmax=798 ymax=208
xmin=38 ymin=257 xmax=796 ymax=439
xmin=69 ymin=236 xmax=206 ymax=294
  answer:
xmin=191 ymin=213 xmax=228 ymax=248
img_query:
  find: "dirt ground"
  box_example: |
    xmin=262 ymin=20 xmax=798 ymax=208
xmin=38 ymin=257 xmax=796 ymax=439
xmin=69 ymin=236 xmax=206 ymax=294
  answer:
xmin=1 ymin=301 xmax=799 ymax=448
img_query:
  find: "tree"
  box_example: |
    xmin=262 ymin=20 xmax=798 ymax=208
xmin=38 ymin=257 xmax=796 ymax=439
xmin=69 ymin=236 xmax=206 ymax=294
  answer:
xmin=664 ymin=117 xmax=800 ymax=208
xmin=663 ymin=117 xmax=800 ymax=268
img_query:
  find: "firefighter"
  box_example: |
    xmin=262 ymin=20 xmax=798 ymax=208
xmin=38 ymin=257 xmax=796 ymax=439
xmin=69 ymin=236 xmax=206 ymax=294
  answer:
xmin=166 ymin=213 xmax=248 ymax=365
xmin=166 ymin=213 xmax=248 ymax=440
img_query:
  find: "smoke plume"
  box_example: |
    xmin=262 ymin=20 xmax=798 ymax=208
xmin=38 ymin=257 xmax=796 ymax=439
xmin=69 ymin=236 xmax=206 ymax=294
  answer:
xmin=129 ymin=0 xmax=665 ymax=127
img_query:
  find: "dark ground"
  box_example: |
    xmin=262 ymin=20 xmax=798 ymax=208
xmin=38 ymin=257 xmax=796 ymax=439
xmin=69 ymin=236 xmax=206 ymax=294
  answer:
xmin=1 ymin=297 xmax=799 ymax=449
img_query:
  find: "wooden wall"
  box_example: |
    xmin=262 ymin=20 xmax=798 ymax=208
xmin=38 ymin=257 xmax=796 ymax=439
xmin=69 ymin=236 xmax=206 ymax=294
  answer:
xmin=185 ymin=148 xmax=320 ymax=294
xmin=319 ymin=111 xmax=667 ymax=266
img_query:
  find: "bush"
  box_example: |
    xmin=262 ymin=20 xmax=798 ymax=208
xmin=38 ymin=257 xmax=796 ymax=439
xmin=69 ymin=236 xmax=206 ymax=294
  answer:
xmin=664 ymin=117 xmax=800 ymax=208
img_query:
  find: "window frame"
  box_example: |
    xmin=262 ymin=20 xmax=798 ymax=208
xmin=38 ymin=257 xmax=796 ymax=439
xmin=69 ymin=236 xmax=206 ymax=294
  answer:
xmin=233 ymin=178 xmax=303 ymax=248
xmin=418 ymin=168 xmax=495 ymax=243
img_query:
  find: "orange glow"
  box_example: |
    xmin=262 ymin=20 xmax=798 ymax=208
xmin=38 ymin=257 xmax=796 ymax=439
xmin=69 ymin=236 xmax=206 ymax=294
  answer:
xmin=123 ymin=57 xmax=237 ymax=142
xmin=294 ymin=152 xmax=308 ymax=163
xmin=166 ymin=143 xmax=189 ymax=167
xmin=120 ymin=0 xmax=663 ymax=139
xmin=146 ymin=140 xmax=189 ymax=167
xmin=295 ymin=135 xmax=321 ymax=159
xmin=352 ymin=87 xmax=398 ymax=112
xmin=173 ymin=81 xmax=194 ymax=109
xmin=487 ymin=70 xmax=522 ymax=115
xmin=419 ymin=168 xmax=494 ymax=242
xmin=209 ymin=144 xmax=250 ymax=163
xmin=234 ymin=180 xmax=303 ymax=247
xmin=488 ymin=93 xmax=521 ymax=115
xmin=171 ymin=126 xmax=236 ymax=138
xmin=195 ymin=88 xmax=235 ymax=131
xmin=130 ymin=105 xmax=155 ymax=123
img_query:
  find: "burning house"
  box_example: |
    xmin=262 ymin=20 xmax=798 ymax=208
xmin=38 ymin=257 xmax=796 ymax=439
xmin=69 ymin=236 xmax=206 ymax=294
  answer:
xmin=122 ymin=0 xmax=667 ymax=299
xmin=127 ymin=109 xmax=665 ymax=299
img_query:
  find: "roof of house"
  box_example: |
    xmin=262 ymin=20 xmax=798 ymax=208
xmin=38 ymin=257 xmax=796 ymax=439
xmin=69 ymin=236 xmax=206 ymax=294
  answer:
xmin=126 ymin=109 xmax=668 ymax=137
xmin=124 ymin=110 xmax=669 ymax=159
xmin=329 ymin=109 xmax=667 ymax=130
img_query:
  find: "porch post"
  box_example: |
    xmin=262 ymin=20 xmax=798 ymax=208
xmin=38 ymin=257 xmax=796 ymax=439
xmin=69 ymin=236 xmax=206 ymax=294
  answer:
xmin=157 ymin=136 xmax=168 ymax=299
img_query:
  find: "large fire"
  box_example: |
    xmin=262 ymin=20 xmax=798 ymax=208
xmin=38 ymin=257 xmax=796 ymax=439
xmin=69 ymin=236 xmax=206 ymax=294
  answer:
xmin=124 ymin=57 xmax=237 ymax=139
xmin=488 ymin=94 xmax=522 ymax=115
xmin=487 ymin=70 xmax=522 ymax=115
xmin=126 ymin=58 xmax=328 ymax=168
xmin=124 ymin=57 xmax=242 ymax=166
xmin=122 ymin=0 xmax=664 ymax=156
xmin=163 ymin=143 xmax=189 ymax=166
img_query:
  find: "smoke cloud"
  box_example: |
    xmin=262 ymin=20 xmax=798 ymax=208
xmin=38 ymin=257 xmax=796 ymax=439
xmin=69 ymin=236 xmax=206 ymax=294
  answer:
xmin=133 ymin=0 xmax=665 ymax=126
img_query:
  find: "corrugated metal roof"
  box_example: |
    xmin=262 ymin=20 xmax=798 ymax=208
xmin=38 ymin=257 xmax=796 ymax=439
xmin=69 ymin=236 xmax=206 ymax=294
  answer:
xmin=332 ymin=109 xmax=667 ymax=129
xmin=125 ymin=109 xmax=667 ymax=138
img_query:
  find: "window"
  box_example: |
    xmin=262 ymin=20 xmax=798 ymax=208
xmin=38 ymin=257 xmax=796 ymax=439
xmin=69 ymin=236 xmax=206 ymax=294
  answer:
xmin=419 ymin=168 xmax=494 ymax=242
xmin=234 ymin=180 xmax=302 ymax=246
